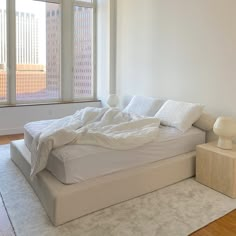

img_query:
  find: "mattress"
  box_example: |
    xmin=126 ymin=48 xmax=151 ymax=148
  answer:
xmin=24 ymin=120 xmax=205 ymax=184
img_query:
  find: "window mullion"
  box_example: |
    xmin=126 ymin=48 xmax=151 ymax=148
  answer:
xmin=61 ymin=0 xmax=73 ymax=101
xmin=109 ymin=0 xmax=116 ymax=95
xmin=7 ymin=0 xmax=16 ymax=105
xmin=93 ymin=0 xmax=97 ymax=99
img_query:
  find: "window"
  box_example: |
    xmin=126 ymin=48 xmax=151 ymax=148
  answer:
xmin=0 ymin=0 xmax=7 ymax=103
xmin=15 ymin=0 xmax=61 ymax=102
xmin=73 ymin=3 xmax=94 ymax=99
xmin=0 ymin=0 xmax=96 ymax=106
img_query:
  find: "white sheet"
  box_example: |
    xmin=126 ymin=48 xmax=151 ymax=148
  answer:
xmin=46 ymin=126 xmax=205 ymax=184
xmin=24 ymin=119 xmax=55 ymax=151
xmin=30 ymin=107 xmax=160 ymax=178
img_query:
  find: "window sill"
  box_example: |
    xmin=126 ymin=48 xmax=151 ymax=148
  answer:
xmin=0 ymin=100 xmax=101 ymax=108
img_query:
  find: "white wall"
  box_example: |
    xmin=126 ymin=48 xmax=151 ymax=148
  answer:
xmin=116 ymin=0 xmax=236 ymax=117
xmin=0 ymin=102 xmax=100 ymax=135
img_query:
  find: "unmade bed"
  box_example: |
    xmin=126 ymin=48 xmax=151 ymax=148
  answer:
xmin=11 ymin=101 xmax=216 ymax=226
xmin=11 ymin=122 xmax=205 ymax=225
xmin=24 ymin=119 xmax=205 ymax=184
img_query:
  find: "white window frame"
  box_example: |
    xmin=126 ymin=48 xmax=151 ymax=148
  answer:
xmin=7 ymin=0 xmax=16 ymax=105
xmin=1 ymin=0 xmax=96 ymax=106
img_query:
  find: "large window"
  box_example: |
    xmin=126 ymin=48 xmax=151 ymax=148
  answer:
xmin=73 ymin=4 xmax=93 ymax=99
xmin=0 ymin=0 xmax=7 ymax=103
xmin=0 ymin=0 xmax=96 ymax=105
xmin=15 ymin=0 xmax=61 ymax=102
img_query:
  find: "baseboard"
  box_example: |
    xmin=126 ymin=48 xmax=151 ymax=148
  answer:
xmin=0 ymin=128 xmax=23 ymax=136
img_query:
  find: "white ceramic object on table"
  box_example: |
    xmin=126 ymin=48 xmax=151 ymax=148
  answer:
xmin=107 ymin=94 xmax=119 ymax=107
xmin=213 ymin=116 xmax=236 ymax=150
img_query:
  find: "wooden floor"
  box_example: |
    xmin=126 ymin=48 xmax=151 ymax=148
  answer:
xmin=190 ymin=210 xmax=236 ymax=236
xmin=0 ymin=134 xmax=24 ymax=145
xmin=0 ymin=134 xmax=236 ymax=235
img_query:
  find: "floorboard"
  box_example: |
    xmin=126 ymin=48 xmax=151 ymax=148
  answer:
xmin=190 ymin=209 xmax=236 ymax=236
xmin=0 ymin=134 xmax=24 ymax=145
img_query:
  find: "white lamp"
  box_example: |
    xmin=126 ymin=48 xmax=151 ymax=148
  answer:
xmin=213 ymin=116 xmax=236 ymax=150
xmin=107 ymin=94 xmax=119 ymax=107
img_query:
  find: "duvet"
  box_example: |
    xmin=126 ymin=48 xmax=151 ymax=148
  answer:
xmin=30 ymin=107 xmax=160 ymax=178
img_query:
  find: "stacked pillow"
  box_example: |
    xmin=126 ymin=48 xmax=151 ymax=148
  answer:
xmin=193 ymin=112 xmax=216 ymax=131
xmin=124 ymin=96 xmax=206 ymax=132
xmin=123 ymin=96 xmax=164 ymax=117
xmin=155 ymin=100 xmax=204 ymax=132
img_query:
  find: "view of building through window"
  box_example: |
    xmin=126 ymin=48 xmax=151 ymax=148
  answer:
xmin=15 ymin=0 xmax=61 ymax=101
xmin=0 ymin=0 xmax=93 ymax=103
xmin=0 ymin=0 xmax=7 ymax=102
xmin=74 ymin=6 xmax=93 ymax=98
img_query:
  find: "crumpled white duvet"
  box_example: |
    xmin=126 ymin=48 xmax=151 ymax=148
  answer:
xmin=30 ymin=107 xmax=160 ymax=178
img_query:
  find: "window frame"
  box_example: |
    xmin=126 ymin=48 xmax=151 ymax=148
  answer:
xmin=0 ymin=0 xmax=96 ymax=106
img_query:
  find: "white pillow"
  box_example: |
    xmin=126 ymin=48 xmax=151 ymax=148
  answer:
xmin=155 ymin=100 xmax=204 ymax=132
xmin=193 ymin=112 xmax=216 ymax=131
xmin=123 ymin=96 xmax=164 ymax=116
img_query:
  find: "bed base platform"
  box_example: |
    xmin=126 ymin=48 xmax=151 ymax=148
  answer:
xmin=10 ymin=139 xmax=196 ymax=226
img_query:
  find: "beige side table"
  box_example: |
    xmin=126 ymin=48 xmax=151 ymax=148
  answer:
xmin=196 ymin=141 xmax=236 ymax=198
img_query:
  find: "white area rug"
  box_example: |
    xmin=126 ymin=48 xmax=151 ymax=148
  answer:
xmin=1 ymin=144 xmax=236 ymax=236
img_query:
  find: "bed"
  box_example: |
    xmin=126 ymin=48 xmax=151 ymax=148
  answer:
xmin=10 ymin=98 xmax=216 ymax=226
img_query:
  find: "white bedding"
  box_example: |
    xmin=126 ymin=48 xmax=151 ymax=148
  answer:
xmin=25 ymin=121 xmax=205 ymax=184
xmin=24 ymin=119 xmax=55 ymax=152
xmin=30 ymin=107 xmax=160 ymax=178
